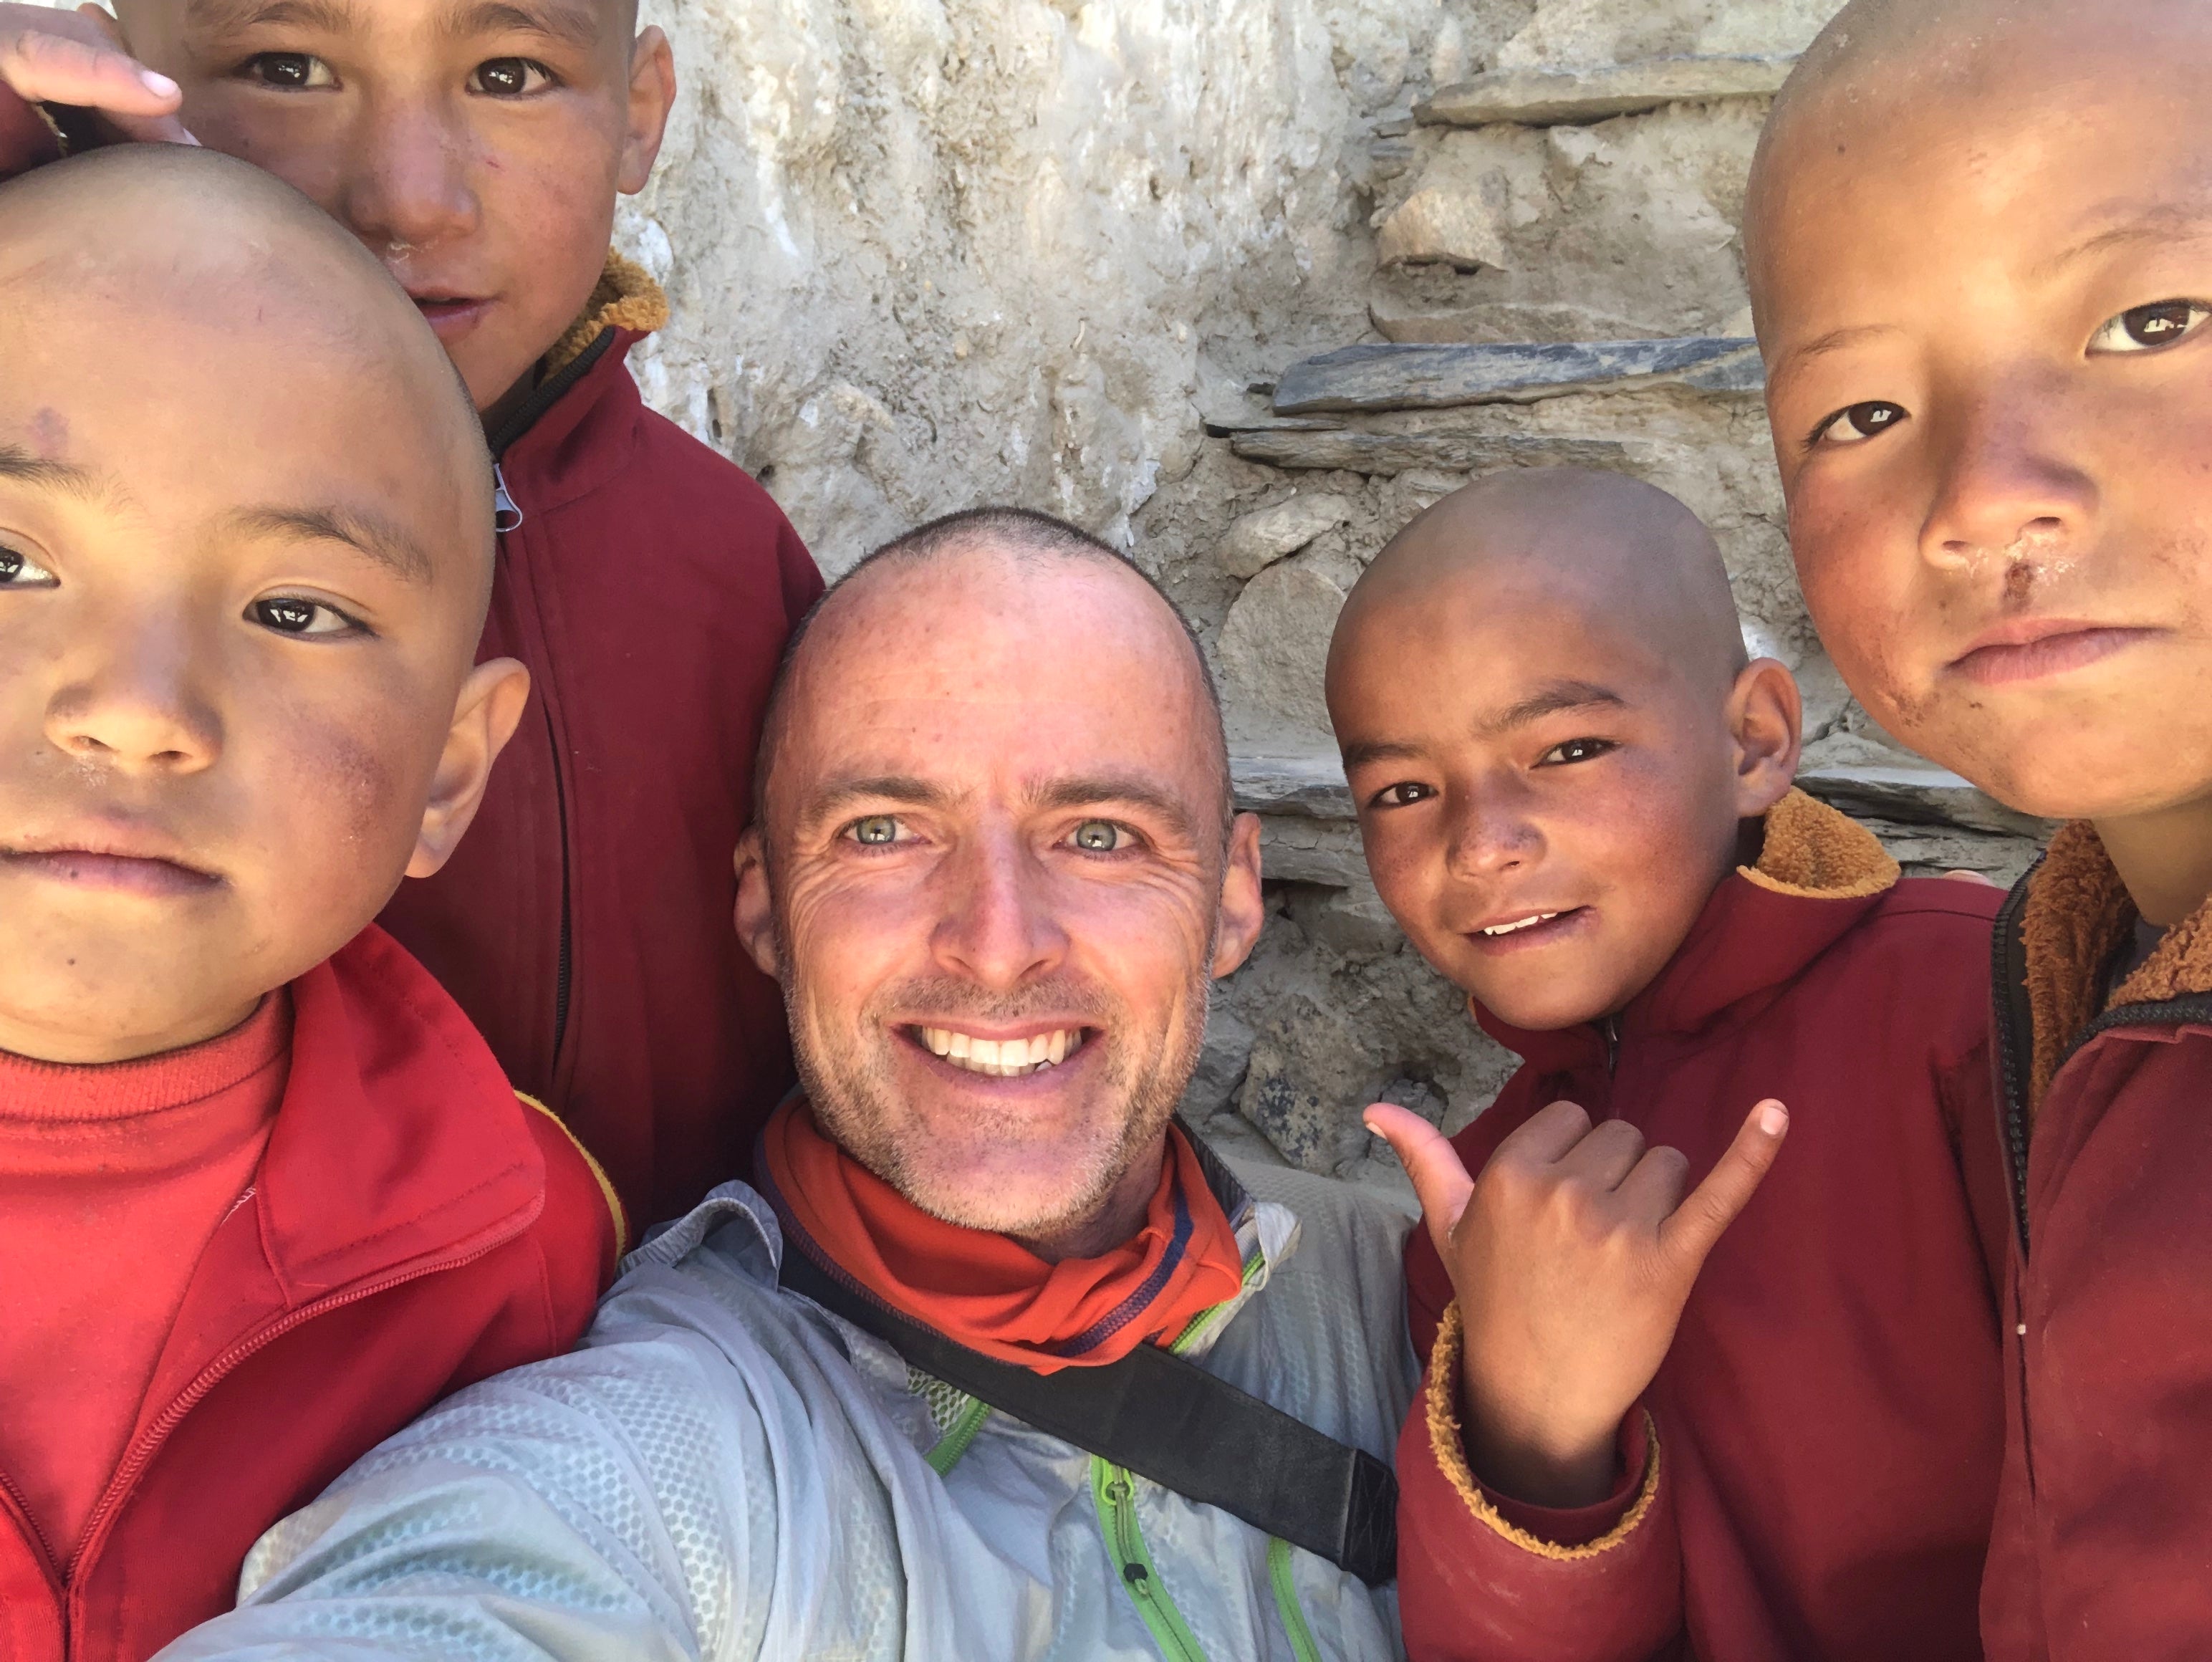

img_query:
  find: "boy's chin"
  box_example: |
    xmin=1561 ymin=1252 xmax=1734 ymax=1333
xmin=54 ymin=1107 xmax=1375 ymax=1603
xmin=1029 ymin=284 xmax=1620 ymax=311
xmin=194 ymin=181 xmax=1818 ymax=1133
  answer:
xmin=1905 ymin=721 xmax=2211 ymax=826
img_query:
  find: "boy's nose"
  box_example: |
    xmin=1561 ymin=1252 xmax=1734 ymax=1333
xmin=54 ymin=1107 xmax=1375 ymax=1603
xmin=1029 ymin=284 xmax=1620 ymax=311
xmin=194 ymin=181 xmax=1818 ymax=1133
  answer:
xmin=337 ymin=99 xmax=480 ymax=254
xmin=930 ymin=828 xmax=1071 ymax=992
xmin=1920 ymin=395 xmax=2098 ymax=576
xmin=1443 ymin=799 xmax=1541 ymax=879
xmin=45 ymin=655 xmax=220 ymax=775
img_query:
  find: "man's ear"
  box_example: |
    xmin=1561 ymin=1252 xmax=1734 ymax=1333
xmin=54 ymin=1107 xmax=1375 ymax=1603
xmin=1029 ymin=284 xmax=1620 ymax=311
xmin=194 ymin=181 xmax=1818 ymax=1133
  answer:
xmin=408 ymin=658 xmax=531 ymax=879
xmin=617 ymin=26 xmax=675 ymax=195
xmin=733 ymin=825 xmax=782 ymax=979
xmin=1210 ymin=812 xmax=1267 ymax=979
xmin=1726 ymin=656 xmax=1803 ymax=820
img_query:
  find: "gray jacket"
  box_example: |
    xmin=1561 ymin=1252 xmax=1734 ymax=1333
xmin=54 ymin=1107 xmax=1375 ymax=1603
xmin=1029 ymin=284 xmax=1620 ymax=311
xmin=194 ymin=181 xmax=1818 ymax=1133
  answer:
xmin=158 ymin=1158 xmax=1416 ymax=1661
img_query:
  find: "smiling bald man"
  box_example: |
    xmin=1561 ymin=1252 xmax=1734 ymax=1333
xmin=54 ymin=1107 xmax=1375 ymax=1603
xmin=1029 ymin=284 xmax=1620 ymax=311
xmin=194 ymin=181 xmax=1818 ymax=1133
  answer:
xmin=163 ymin=509 xmax=1420 ymax=1662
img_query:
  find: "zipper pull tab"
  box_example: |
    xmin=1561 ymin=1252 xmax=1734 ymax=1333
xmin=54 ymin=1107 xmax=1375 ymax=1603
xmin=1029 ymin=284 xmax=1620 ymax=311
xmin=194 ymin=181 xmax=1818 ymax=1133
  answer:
xmin=492 ymin=463 xmax=524 ymax=533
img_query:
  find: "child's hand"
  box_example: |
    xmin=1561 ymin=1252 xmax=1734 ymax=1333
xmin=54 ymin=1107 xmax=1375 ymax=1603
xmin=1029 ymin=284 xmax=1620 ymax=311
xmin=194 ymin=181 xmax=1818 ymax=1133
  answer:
xmin=1368 ymin=1095 xmax=1787 ymax=1509
xmin=1 ymin=4 xmax=194 ymax=176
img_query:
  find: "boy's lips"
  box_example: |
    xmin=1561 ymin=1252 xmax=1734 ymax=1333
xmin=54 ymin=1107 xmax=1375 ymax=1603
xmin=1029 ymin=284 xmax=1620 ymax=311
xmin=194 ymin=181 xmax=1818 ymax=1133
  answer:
xmin=1 ymin=842 xmax=221 ymax=898
xmin=410 ymin=294 xmax=493 ymax=342
xmin=1462 ymin=906 xmax=1591 ymax=954
xmin=1948 ymin=620 xmax=2160 ymax=686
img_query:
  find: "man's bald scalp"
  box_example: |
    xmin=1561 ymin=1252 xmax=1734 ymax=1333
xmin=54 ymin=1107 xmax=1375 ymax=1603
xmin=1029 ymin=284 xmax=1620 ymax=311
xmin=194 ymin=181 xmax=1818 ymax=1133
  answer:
xmin=1337 ymin=468 xmax=1747 ymax=696
xmin=0 ymin=145 xmax=493 ymax=597
xmin=755 ymin=508 xmax=1234 ymax=837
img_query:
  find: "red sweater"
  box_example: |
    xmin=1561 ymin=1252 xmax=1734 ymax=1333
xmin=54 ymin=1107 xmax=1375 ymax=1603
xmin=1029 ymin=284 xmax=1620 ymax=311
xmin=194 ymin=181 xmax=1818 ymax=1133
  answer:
xmin=378 ymin=256 xmax=825 ymax=1228
xmin=1981 ymin=823 xmax=2212 ymax=1658
xmin=1398 ymin=792 xmax=2008 ymax=1662
xmin=0 ymin=928 xmax=620 ymax=1662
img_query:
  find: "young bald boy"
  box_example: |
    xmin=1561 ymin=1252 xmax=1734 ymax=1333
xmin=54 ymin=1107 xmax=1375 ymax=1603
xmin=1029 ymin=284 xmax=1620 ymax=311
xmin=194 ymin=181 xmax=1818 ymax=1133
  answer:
xmin=0 ymin=148 xmax=617 ymax=1661
xmin=1744 ymin=1 xmax=2212 ymax=1652
xmin=1341 ymin=470 xmax=2008 ymax=1662
xmin=0 ymin=0 xmax=824 ymax=1226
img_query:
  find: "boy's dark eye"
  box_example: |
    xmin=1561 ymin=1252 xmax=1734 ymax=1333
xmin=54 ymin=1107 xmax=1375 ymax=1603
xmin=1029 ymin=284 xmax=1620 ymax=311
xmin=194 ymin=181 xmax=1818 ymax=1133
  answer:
xmin=251 ymin=597 xmax=357 ymax=637
xmin=1809 ymin=400 xmax=1905 ymax=449
xmin=1370 ymin=781 xmax=1436 ymax=808
xmin=2090 ymin=299 xmax=2212 ymax=355
xmin=1538 ymin=738 xmax=1614 ymax=767
xmin=0 ymin=543 xmax=57 ymax=587
xmin=243 ymin=52 xmax=337 ymax=90
xmin=471 ymin=58 xmax=554 ymax=97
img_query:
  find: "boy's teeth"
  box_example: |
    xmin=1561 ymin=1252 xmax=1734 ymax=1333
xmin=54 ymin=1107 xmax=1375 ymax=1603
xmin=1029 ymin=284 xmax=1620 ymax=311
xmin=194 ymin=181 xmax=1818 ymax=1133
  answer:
xmin=1482 ymin=911 xmax=1560 ymax=937
xmin=919 ymin=1027 xmax=1086 ymax=1077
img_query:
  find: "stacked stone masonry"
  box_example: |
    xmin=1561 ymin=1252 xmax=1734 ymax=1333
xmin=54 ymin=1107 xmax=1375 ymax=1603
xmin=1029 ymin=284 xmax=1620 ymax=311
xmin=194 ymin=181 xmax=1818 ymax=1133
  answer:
xmin=22 ymin=0 xmax=2045 ymax=1193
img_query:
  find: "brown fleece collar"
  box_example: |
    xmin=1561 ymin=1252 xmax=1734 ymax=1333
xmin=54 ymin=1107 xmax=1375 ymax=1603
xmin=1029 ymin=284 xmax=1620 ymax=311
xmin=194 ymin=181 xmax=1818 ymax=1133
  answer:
xmin=1741 ymin=787 xmax=1900 ymax=900
xmin=2022 ymin=822 xmax=2212 ymax=1106
xmin=545 ymin=249 xmax=670 ymax=375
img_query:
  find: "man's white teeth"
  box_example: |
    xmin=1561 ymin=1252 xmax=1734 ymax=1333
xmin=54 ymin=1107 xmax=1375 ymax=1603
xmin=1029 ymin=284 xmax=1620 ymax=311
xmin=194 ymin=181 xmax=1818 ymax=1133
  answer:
xmin=1482 ymin=911 xmax=1560 ymax=937
xmin=920 ymin=1027 xmax=1085 ymax=1077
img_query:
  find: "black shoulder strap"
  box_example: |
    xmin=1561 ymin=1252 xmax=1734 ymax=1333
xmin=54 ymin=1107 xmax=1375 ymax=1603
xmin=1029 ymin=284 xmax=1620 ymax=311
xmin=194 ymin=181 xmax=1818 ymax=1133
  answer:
xmin=776 ymin=1241 xmax=1399 ymax=1585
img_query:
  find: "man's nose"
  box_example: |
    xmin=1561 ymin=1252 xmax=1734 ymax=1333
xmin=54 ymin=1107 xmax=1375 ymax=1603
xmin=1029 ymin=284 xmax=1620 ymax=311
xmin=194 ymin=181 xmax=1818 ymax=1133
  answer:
xmin=335 ymin=93 xmax=480 ymax=254
xmin=1920 ymin=389 xmax=2098 ymax=576
xmin=931 ymin=828 xmax=1071 ymax=990
xmin=44 ymin=625 xmax=221 ymax=774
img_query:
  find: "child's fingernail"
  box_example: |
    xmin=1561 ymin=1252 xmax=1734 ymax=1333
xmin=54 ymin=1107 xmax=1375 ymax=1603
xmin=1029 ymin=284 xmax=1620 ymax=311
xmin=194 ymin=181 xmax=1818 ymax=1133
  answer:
xmin=140 ymin=69 xmax=178 ymax=97
xmin=1759 ymin=1102 xmax=1788 ymax=1135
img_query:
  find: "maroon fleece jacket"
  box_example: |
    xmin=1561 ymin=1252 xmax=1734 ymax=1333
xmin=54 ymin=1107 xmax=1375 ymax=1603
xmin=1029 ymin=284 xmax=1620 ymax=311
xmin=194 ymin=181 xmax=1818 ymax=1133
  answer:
xmin=1981 ymin=822 xmax=2212 ymax=1658
xmin=1398 ymin=792 xmax=2008 ymax=1662
xmin=378 ymin=259 xmax=824 ymax=1227
xmin=0 ymin=928 xmax=618 ymax=1662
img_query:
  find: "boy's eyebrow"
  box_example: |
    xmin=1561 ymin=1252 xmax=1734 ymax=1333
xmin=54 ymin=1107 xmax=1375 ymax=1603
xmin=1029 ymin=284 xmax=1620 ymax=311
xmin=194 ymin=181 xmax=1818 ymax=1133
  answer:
xmin=1339 ymin=739 xmax=1425 ymax=770
xmin=0 ymin=445 xmax=105 ymax=503
xmin=234 ymin=506 xmax=435 ymax=585
xmin=187 ymin=0 xmax=357 ymax=32
xmin=1476 ymin=680 xmax=1628 ymax=736
xmin=443 ymin=0 xmax=603 ymax=46
xmin=1771 ymin=323 xmax=1899 ymax=386
xmin=2037 ymin=206 xmax=2212 ymax=279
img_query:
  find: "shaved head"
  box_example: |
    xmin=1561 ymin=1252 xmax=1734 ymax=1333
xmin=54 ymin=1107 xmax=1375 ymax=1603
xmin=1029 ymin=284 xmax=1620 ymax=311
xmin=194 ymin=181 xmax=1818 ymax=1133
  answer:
xmin=0 ymin=145 xmax=491 ymax=607
xmin=1332 ymin=469 xmax=1747 ymax=702
xmin=1747 ymin=0 xmax=2212 ymax=320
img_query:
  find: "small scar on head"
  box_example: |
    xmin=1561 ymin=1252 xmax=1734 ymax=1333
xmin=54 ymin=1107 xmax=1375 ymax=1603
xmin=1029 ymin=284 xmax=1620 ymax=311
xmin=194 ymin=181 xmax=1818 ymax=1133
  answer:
xmin=30 ymin=408 xmax=67 ymax=458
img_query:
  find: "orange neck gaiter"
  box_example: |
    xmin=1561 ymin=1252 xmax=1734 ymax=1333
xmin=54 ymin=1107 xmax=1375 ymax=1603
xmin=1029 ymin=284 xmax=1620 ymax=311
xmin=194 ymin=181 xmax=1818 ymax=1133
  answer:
xmin=758 ymin=1097 xmax=1247 ymax=1374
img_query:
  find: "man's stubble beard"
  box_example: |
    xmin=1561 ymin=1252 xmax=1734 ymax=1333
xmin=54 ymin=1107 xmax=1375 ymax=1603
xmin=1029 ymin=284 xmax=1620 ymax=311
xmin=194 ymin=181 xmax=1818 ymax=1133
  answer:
xmin=775 ymin=916 xmax=1216 ymax=1246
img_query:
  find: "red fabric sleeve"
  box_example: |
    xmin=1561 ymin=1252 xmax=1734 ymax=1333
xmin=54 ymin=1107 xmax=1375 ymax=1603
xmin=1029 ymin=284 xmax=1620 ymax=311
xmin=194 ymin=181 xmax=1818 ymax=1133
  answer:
xmin=1398 ymin=1303 xmax=1683 ymax=1662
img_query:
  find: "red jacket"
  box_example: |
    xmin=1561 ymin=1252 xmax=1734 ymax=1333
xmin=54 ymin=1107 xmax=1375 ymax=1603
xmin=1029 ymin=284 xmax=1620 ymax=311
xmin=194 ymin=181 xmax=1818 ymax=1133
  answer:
xmin=378 ymin=256 xmax=824 ymax=1227
xmin=1981 ymin=822 xmax=2212 ymax=1658
xmin=0 ymin=928 xmax=620 ymax=1662
xmin=1398 ymin=792 xmax=2009 ymax=1662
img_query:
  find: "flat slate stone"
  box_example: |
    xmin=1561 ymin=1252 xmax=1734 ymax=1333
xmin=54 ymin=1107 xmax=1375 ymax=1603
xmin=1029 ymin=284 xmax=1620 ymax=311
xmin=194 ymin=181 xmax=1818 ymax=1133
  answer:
xmin=1796 ymin=764 xmax=2050 ymax=840
xmin=1228 ymin=427 xmax=1630 ymax=476
xmin=1419 ymin=54 xmax=1796 ymax=128
xmin=1233 ymin=750 xmax=1355 ymax=820
xmin=1273 ymin=337 xmax=1762 ymax=416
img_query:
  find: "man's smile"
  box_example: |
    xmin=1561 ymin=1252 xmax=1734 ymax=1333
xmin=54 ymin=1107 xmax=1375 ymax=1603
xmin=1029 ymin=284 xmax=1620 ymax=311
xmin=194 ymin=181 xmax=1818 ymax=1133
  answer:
xmin=900 ymin=1022 xmax=1099 ymax=1081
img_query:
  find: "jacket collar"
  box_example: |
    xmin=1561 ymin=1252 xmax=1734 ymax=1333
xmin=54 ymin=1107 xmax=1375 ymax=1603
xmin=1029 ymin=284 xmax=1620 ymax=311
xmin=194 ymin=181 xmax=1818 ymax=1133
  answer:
xmin=2017 ymin=820 xmax=2212 ymax=1105
xmin=140 ymin=926 xmax=545 ymax=1410
xmin=488 ymin=251 xmax=672 ymax=509
xmin=1475 ymin=789 xmax=1901 ymax=1074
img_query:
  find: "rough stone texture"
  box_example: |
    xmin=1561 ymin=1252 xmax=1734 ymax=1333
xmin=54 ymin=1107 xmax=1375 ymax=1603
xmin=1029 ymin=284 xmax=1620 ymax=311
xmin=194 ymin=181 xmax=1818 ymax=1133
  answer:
xmin=44 ymin=0 xmax=2038 ymax=1191
xmin=1420 ymin=54 xmax=1797 ymax=126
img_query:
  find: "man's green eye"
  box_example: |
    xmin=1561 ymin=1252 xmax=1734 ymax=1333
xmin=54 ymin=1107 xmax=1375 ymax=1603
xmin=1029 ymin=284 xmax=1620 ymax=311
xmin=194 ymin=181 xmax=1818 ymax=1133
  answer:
xmin=850 ymin=816 xmax=900 ymax=846
xmin=1071 ymin=820 xmax=1126 ymax=852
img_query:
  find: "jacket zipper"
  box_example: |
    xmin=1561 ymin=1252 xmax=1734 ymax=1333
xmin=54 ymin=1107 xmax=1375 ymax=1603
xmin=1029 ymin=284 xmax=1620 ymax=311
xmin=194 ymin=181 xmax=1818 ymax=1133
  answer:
xmin=64 ymin=1230 xmax=519 ymax=1621
xmin=0 ymin=1464 xmax=67 ymax=1649
xmin=1092 ymin=1459 xmax=1208 ymax=1661
xmin=1601 ymin=1015 xmax=1622 ymax=1077
xmin=485 ymin=339 xmax=610 ymax=1086
xmin=1991 ymin=869 xmax=2038 ymax=1258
